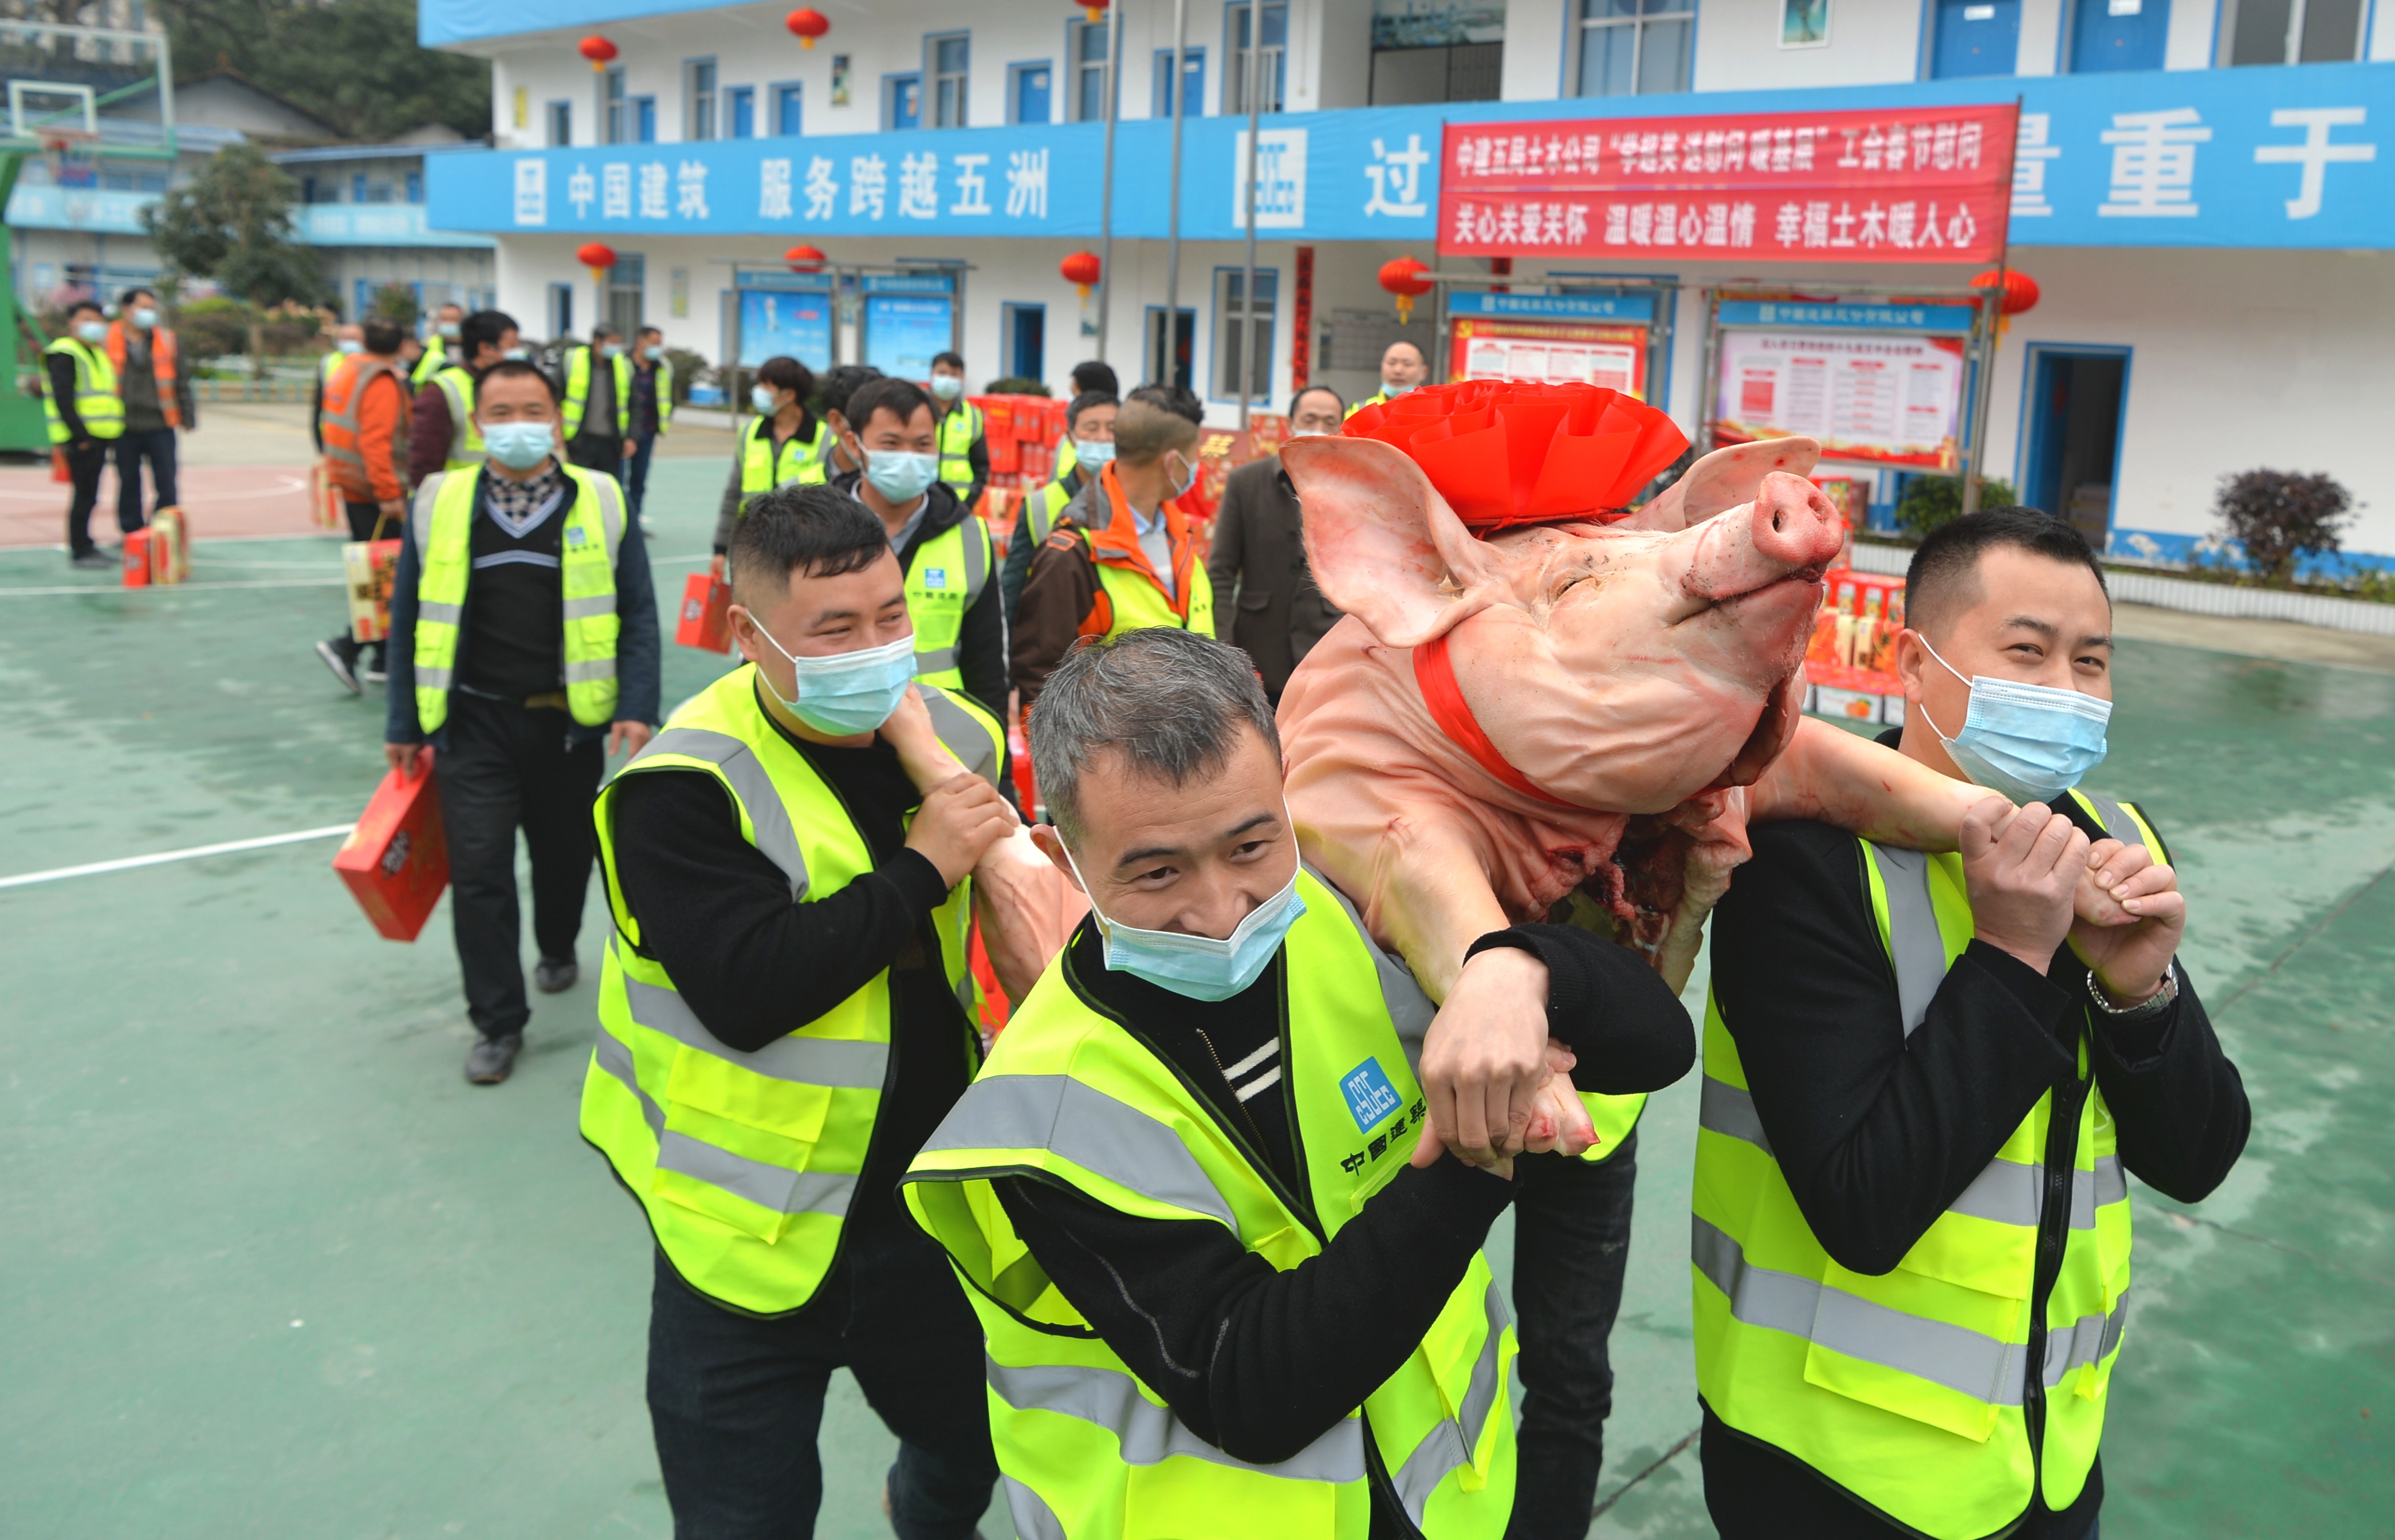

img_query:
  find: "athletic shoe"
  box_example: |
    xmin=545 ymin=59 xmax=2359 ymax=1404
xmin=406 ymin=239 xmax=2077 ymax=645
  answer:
xmin=69 ymin=550 xmax=114 ymax=570
xmin=534 ymin=957 xmax=579 ymax=994
xmin=465 ymin=1033 xmax=523 ymax=1085
xmin=314 ymin=638 xmax=362 ymax=695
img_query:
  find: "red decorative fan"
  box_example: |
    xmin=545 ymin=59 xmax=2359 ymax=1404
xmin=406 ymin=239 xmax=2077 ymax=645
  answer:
xmin=1342 ymin=380 xmax=1689 ymax=530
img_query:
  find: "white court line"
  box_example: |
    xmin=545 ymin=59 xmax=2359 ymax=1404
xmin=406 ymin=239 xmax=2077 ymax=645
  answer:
xmin=0 ymin=824 xmax=356 ymax=891
xmin=0 ymin=576 xmax=343 ymax=597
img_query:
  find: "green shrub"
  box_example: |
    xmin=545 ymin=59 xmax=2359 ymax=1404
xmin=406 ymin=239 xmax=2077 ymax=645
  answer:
xmin=663 ymin=347 xmax=709 ymax=404
xmin=176 ymin=297 xmax=255 ymax=358
xmin=1895 ymin=474 xmax=2018 ymax=541
xmin=983 ymin=376 xmax=1050 ymax=396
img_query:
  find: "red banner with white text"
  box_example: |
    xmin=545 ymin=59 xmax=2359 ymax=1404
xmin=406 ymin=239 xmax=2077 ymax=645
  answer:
xmin=1438 ymin=104 xmax=2018 ymax=265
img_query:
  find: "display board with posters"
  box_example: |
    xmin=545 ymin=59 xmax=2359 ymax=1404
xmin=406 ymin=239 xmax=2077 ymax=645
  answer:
xmin=734 ymin=271 xmax=833 ymax=371
xmin=1708 ymin=300 xmax=1976 ymax=471
xmin=1445 ymin=290 xmax=1655 ymax=400
xmin=860 ymin=271 xmax=958 ymax=380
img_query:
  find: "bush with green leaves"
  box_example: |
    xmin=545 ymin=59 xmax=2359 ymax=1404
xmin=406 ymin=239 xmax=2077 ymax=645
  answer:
xmin=369 ymin=284 xmax=422 ymax=329
xmin=1895 ymin=474 xmax=2018 ymax=541
xmin=663 ymin=348 xmax=709 ymax=404
xmin=176 ymin=298 xmax=256 ymax=359
xmin=2214 ymin=469 xmax=2351 ymax=585
xmin=982 ymin=376 xmax=1051 ymax=396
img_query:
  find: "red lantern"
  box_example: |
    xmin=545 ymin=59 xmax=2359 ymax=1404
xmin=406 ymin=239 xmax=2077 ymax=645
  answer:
xmin=787 ymin=9 xmax=829 ymax=48
xmin=1378 ymin=255 xmax=1434 ymax=325
xmin=786 ymin=244 xmax=828 ymax=273
xmin=577 ymin=242 xmax=618 ymax=287
xmin=1079 ymin=0 xmax=1111 ymax=22
xmin=1969 ymin=267 xmax=2040 ymax=316
xmin=577 ymin=36 xmax=619 ymax=72
xmin=1060 ymin=251 xmax=1102 ymax=299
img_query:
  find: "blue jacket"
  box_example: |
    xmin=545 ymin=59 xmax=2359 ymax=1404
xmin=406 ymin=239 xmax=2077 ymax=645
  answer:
xmin=383 ymin=466 xmax=662 ymax=746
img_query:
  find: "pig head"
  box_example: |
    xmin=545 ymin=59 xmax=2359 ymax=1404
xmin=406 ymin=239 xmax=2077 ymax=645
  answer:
xmin=1278 ymin=433 xmax=1984 ymax=999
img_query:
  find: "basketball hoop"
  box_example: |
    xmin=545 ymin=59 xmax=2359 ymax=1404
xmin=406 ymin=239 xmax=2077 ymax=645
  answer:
xmin=38 ymin=127 xmax=100 ymax=189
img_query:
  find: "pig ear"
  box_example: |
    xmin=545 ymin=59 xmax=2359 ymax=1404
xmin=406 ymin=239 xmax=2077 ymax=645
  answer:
xmin=1621 ymin=436 xmax=1823 ymax=532
xmin=1284 ymin=436 xmax=1501 ymax=649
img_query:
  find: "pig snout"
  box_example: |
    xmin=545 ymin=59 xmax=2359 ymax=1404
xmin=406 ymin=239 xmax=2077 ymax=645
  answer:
xmin=1684 ymin=472 xmax=1843 ymax=602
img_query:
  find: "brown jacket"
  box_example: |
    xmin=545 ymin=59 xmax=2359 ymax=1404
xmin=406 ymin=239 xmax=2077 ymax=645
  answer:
xmin=1204 ymin=455 xmax=1343 ymax=699
xmin=1011 ymin=464 xmax=1211 ymax=710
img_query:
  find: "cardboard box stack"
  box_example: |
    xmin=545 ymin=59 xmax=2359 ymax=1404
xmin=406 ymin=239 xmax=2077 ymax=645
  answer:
xmin=969 ymin=394 xmax=1071 ymax=553
xmin=1804 ymin=566 xmax=1909 ymax=728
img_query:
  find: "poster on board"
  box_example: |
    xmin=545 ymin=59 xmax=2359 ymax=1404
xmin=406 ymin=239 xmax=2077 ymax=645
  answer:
xmin=1450 ymin=318 xmax=1648 ymax=397
xmin=1713 ymin=329 xmax=1965 ymax=470
xmin=737 ymin=283 xmax=832 ymax=370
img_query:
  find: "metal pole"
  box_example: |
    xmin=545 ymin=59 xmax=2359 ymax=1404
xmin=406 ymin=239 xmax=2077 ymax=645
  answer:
xmin=1097 ymin=3 xmax=1123 ymax=364
xmin=1165 ymin=0 xmax=1188 ymax=388
xmin=1238 ymin=2 xmax=1260 ymax=430
xmin=1960 ymin=289 xmax=2000 ymax=519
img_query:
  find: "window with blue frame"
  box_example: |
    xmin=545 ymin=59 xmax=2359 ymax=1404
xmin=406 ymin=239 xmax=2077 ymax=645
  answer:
xmin=930 ymin=34 xmax=970 ymax=127
xmin=774 ymin=84 xmax=803 ymax=136
xmin=1153 ymin=46 xmax=1205 ymax=118
xmin=1574 ymin=0 xmax=1694 ymax=97
xmin=404 ymin=170 xmax=423 ymax=203
xmin=1004 ymin=303 xmax=1047 ymax=383
xmin=549 ymin=100 xmax=571 ymax=147
xmin=1071 ymin=19 xmax=1111 ymax=122
xmin=2070 ymin=0 xmax=2168 ymax=69
xmin=635 ymin=97 xmax=657 ymax=143
xmin=1213 ymin=267 xmax=1277 ymax=403
xmin=2224 ymin=0 xmax=2366 ymax=62
xmin=728 ymin=85 xmax=754 ymax=138
xmin=603 ymin=68 xmax=627 ymax=144
xmin=687 ymin=58 xmax=718 ymax=140
xmin=1227 ymin=2 xmax=1287 ymax=113
xmin=1932 ymin=0 xmax=2022 ymax=77
xmin=1012 ymin=62 xmax=1052 ymax=124
xmin=888 ymin=73 xmax=923 ymax=130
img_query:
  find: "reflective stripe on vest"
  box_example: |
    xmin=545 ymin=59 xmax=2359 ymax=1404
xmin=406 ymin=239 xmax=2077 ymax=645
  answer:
xmin=905 ymin=516 xmax=992 ymax=691
xmin=407 ymin=466 xmax=625 ymax=730
xmin=320 ymin=355 xmax=401 ymax=479
xmin=904 ymin=865 xmax=1516 ymax=1540
xmin=581 ymin=665 xmax=1001 ymax=1314
xmin=434 ymin=368 xmax=485 ymax=468
xmin=42 ymin=338 xmax=123 ymax=443
xmin=1030 ymin=472 xmax=1077 ymax=547
xmin=1689 ymin=793 xmax=2150 ymax=1538
xmin=563 ymin=346 xmax=633 ymax=439
xmin=655 ymin=360 xmax=677 ymax=432
xmin=938 ymin=400 xmax=982 ymax=491
xmin=739 ymin=418 xmax=831 ymax=507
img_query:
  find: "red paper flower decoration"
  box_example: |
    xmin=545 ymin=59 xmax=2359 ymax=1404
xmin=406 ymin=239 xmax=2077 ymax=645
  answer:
xmin=1343 ymin=379 xmax=1689 ymax=530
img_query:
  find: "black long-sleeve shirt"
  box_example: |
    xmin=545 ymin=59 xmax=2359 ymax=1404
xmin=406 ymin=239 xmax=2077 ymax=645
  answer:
xmin=1704 ymin=767 xmax=2248 ymax=1538
xmin=605 ymin=705 xmax=977 ymax=1243
xmin=45 ymin=350 xmax=92 ymax=443
xmin=991 ymin=912 xmax=1694 ymax=1523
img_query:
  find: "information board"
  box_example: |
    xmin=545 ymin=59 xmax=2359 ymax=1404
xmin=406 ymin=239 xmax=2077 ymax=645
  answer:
xmin=860 ymin=273 xmax=958 ymax=380
xmin=736 ymin=277 xmax=832 ymax=371
xmin=1443 ymin=290 xmax=1657 ymax=398
xmin=1713 ymin=329 xmax=1965 ymax=470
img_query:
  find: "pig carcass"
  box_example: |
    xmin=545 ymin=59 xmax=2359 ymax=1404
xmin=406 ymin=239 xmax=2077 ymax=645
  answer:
xmin=1278 ymin=431 xmax=1989 ymax=1002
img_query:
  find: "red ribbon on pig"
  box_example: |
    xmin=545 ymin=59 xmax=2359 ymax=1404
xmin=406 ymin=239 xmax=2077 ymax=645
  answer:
xmin=1342 ymin=379 xmax=1689 ymax=531
xmin=1411 ymin=631 xmax=1578 ymax=810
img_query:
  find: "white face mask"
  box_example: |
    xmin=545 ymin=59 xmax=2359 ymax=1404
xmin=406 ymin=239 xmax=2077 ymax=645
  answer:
xmin=1165 ymin=451 xmax=1199 ymax=500
xmin=1061 ymin=836 xmax=1306 ymax=1002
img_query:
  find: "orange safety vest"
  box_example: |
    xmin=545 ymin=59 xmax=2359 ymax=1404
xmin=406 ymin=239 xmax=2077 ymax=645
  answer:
xmin=321 ymin=353 xmax=411 ymax=503
xmin=103 ymin=321 xmax=180 ymax=429
xmin=1069 ymin=460 xmax=1206 ymax=640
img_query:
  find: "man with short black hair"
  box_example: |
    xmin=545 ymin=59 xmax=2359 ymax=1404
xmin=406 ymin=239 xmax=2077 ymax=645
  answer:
xmin=312 ymin=318 xmax=413 ymax=694
xmin=104 ymin=286 xmax=194 ymax=539
xmin=832 ymin=375 xmax=1008 ymax=721
xmin=1698 ymin=507 xmax=2250 ymax=1539
xmin=582 ymin=484 xmax=1012 ymax=1540
xmin=1127 ymin=380 xmax=1205 ymax=426
xmin=713 ymin=357 xmax=829 ymax=561
xmin=816 ymin=363 xmax=883 ymax=479
xmin=626 ymin=325 xmax=673 ymax=529
xmin=384 ymin=358 xmax=659 ymax=1085
xmin=414 ymin=302 xmax=465 ymax=388
xmin=46 ymin=298 xmax=121 ymax=569
xmin=1000 ymin=389 xmax=1115 ymax=627
xmin=926 ymin=348 xmax=986 ymax=511
xmin=409 ymin=308 xmax=519 ymax=485
xmin=1205 ymin=384 xmax=1344 ymax=702
xmin=561 ymin=321 xmax=632 ymax=479
xmin=1050 ymin=361 xmax=1122 ymax=484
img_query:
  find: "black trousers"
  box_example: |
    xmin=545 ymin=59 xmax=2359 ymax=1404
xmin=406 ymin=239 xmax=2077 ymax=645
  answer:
xmin=1507 ymin=1129 xmax=1640 ymax=1540
xmin=62 ymin=440 xmax=110 ymax=556
xmin=328 ymin=499 xmax=394 ymax=668
xmin=431 ymin=692 xmax=603 ymax=1038
xmin=647 ymin=1223 xmax=999 ymax=1540
xmin=568 ymin=432 xmax=623 ymax=480
xmin=625 ymin=431 xmax=657 ymax=518
xmin=114 ymin=427 xmax=179 ymax=530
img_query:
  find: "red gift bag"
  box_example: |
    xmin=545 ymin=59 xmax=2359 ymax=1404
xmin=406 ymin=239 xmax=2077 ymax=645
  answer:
xmin=677 ymin=570 xmax=733 ymax=652
xmin=120 ymin=529 xmax=152 ymax=587
xmin=334 ymin=757 xmax=450 ymax=942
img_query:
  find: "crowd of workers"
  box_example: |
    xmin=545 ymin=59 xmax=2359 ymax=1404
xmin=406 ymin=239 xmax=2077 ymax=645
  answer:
xmin=40 ymin=297 xmax=2247 ymax=1540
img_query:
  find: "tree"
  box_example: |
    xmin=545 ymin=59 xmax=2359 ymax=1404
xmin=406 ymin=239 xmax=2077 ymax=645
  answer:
xmin=1895 ymin=474 xmax=2018 ymax=541
xmin=2215 ymin=470 xmax=2352 ymax=585
xmin=144 ymin=143 xmax=328 ymax=374
xmin=370 ymin=283 xmax=422 ymax=329
xmin=160 ymin=0 xmax=492 ymax=144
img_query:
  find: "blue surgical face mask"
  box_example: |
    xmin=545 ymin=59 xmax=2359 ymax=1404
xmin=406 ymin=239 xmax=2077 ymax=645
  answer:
xmin=1073 ymin=436 xmax=1116 ymax=470
xmin=1917 ymin=636 xmax=2112 ymax=804
xmin=1381 ymin=380 xmax=1414 ymax=398
xmin=74 ymin=321 xmax=107 ymax=344
xmin=749 ymin=623 xmax=917 ymax=736
xmin=1165 ymin=451 xmax=1199 ymax=500
xmin=502 ymin=346 xmax=529 ymax=361
xmin=481 ymin=420 xmax=556 ymax=471
xmin=337 ymin=337 xmax=364 ymax=354
xmin=865 ymin=449 xmax=939 ymax=505
xmin=599 ymin=341 xmax=623 ymax=359
xmin=1063 ymin=841 xmax=1306 ymax=1002
xmin=752 ymin=384 xmax=782 ymax=415
xmin=644 ymin=344 xmax=664 ymax=361
xmin=132 ymin=306 xmax=159 ymax=329
xmin=929 ymin=373 xmax=964 ymax=401
xmin=438 ymin=321 xmax=461 ymax=340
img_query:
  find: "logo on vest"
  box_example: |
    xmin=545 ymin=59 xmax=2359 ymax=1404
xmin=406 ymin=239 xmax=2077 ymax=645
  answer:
xmin=567 ymin=525 xmax=587 ymax=546
xmin=923 ymin=568 xmax=949 ymax=590
xmin=1340 ymin=1058 xmax=1402 ymax=1134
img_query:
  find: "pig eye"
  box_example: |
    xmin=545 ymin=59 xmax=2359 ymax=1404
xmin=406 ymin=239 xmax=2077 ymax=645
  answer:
xmin=1554 ymin=573 xmax=1592 ymax=599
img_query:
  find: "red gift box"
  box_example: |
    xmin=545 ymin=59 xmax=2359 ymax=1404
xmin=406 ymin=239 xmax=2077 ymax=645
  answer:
xmin=121 ymin=529 xmax=153 ymax=587
xmin=334 ymin=759 xmax=450 ymax=942
xmin=677 ymin=570 xmax=733 ymax=652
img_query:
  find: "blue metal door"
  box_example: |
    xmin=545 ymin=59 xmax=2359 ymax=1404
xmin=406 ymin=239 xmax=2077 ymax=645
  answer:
xmin=891 ymin=74 xmax=922 ymax=129
xmin=1008 ymin=304 xmax=1046 ymax=381
xmin=1016 ymin=65 xmax=1051 ymax=124
xmin=2072 ymin=0 xmax=2169 ymax=71
xmin=1932 ymin=0 xmax=2022 ymax=76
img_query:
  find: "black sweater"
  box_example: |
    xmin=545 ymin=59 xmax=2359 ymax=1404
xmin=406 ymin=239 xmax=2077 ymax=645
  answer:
xmin=992 ymin=910 xmax=1694 ymax=1531
xmin=605 ymin=698 xmax=977 ymax=1252
xmin=1702 ymin=756 xmax=2248 ymax=1538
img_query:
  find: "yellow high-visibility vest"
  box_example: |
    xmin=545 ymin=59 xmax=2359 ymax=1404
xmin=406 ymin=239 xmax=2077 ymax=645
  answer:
xmin=42 ymin=337 xmax=123 ymax=444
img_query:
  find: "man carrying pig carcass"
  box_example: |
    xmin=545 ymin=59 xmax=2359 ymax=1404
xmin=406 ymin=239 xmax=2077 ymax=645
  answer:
xmin=906 ymin=625 xmax=1697 ymax=1540
xmin=1696 ymin=508 xmax=2250 ymax=1539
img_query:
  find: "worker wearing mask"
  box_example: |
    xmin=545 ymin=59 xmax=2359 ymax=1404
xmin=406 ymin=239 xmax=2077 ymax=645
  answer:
xmin=409 ymin=310 xmax=520 ymax=486
xmin=815 ymin=363 xmax=884 ymax=479
xmin=903 ymin=626 xmax=1695 ymax=1540
xmin=581 ymin=486 xmax=1011 ymax=1540
xmin=927 ymin=349 xmax=987 ymax=513
xmin=710 ymin=356 xmax=831 ymax=569
xmin=1011 ymin=398 xmax=1213 ymax=712
xmin=998 ymin=389 xmax=1115 ymax=628
xmin=1698 ymin=507 xmax=2250 ymax=1539
xmin=829 ymin=376 xmax=1008 ymax=723
xmin=1049 ymin=358 xmax=1120 ymax=484
xmin=104 ymin=287 xmax=194 ymax=541
xmin=561 ymin=321 xmax=633 ymax=479
xmin=626 ymin=326 xmax=674 ymax=531
xmin=46 ymin=300 xmax=124 ymax=570
xmin=1348 ymin=339 xmax=1429 ymax=417
xmin=1204 ymin=384 xmax=1346 ymax=703
xmin=312 ymin=318 xmax=413 ymax=695
xmin=414 ymin=303 xmax=464 ymax=388
xmin=311 ymin=324 xmax=365 ymax=452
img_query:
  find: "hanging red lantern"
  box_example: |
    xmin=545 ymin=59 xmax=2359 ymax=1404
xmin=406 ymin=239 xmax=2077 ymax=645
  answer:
xmin=1060 ymin=251 xmax=1102 ymax=298
xmin=1969 ymin=267 xmax=2040 ymax=316
xmin=577 ymin=36 xmax=619 ymax=72
xmin=577 ymin=242 xmax=618 ymax=287
xmin=1378 ymin=255 xmax=1434 ymax=325
xmin=786 ymin=9 xmax=829 ymax=49
xmin=1077 ymin=0 xmax=1111 ymax=23
xmin=786 ymin=244 xmax=828 ymax=273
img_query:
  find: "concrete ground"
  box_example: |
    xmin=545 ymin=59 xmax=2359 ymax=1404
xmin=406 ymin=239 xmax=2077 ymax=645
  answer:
xmin=1 ymin=427 xmax=2387 ymax=1536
